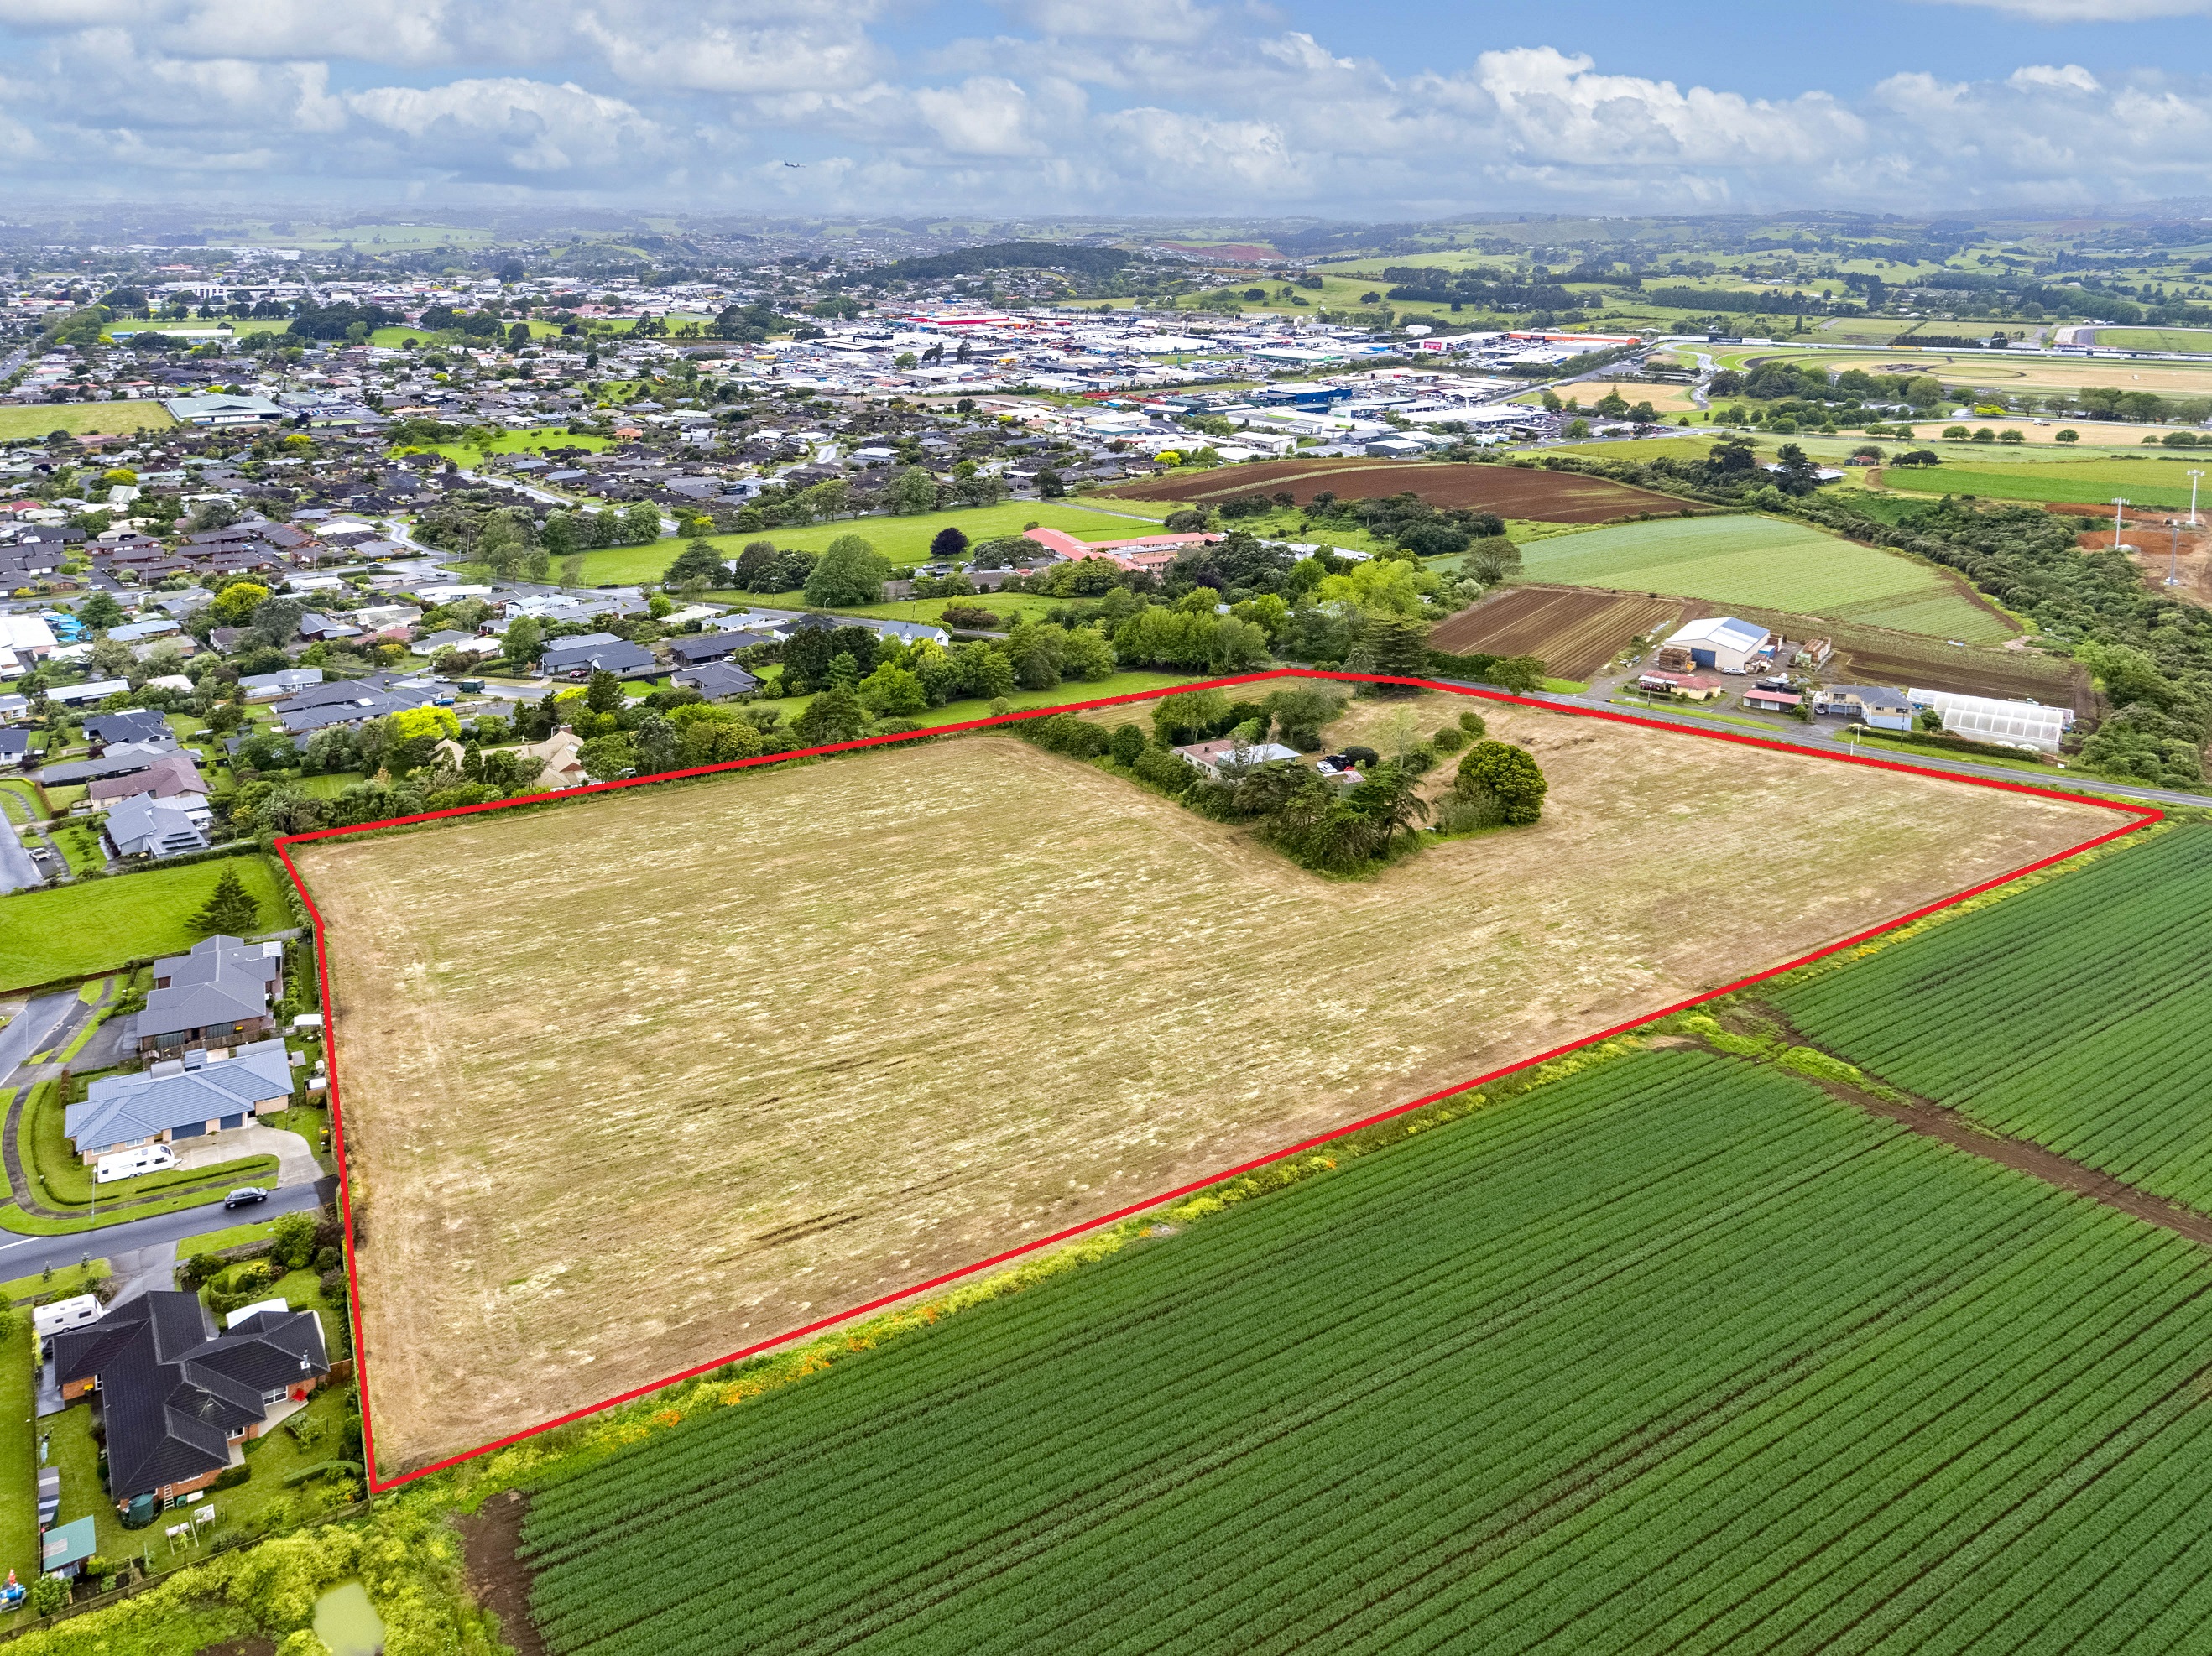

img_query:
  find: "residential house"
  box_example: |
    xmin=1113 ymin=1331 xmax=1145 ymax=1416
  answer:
xmin=670 ymin=661 xmax=761 ymax=700
xmin=102 ymin=794 xmax=210 ymax=859
xmin=87 ymin=752 xmax=206 ymax=809
xmin=541 ymin=634 xmax=658 ymax=680
xmin=514 ymin=727 xmax=587 ymax=790
xmin=128 ymin=937 xmax=283 ymax=1055
xmin=0 ymin=729 xmax=28 ymax=768
xmin=238 ymin=667 xmax=323 ymax=700
xmin=37 ymin=741 xmax=176 ymax=787
xmin=67 ymin=1039 xmax=293 ymax=1161
xmin=1173 ymin=736 xmax=1304 ymax=779
xmin=50 ymin=1291 xmax=329 ymax=1508
xmin=665 ymin=632 xmax=752 ymax=669
xmin=1812 ymin=685 xmax=1913 ymax=731
xmin=83 ymin=709 xmax=173 ymax=749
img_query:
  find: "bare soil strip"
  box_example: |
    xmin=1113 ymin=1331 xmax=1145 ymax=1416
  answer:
xmin=1748 ymin=1004 xmax=2212 ymax=1249
xmin=1429 ymin=586 xmax=1685 ymax=677
xmin=298 ymin=697 xmax=2115 ymax=1472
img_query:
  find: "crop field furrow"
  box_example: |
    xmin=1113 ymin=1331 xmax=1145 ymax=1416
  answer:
xmin=1776 ymin=825 xmax=2212 ymax=1212
xmin=519 ymin=1039 xmax=2212 ymax=1654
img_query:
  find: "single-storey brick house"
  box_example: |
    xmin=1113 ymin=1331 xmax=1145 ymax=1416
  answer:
xmin=67 ymin=1038 xmax=294 ymax=1161
xmin=52 ymin=1292 xmax=329 ymax=1508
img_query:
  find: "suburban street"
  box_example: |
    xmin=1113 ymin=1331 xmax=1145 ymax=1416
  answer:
xmin=0 ymin=1176 xmax=336 ymax=1284
xmin=0 ymin=992 xmax=73 ymax=1079
xmin=0 ymin=791 xmax=41 ymax=896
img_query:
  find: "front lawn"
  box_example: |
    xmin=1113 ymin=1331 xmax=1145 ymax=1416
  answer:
xmin=41 ymin=1401 xmax=128 ymax=1571
xmin=0 ymin=856 xmax=290 ymax=990
xmin=23 ymin=1078 xmax=277 ymax=1211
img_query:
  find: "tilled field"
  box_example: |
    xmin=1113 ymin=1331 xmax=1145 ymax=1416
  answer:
xmin=1429 ymin=586 xmax=1686 ymax=677
xmin=1105 ymin=458 xmax=1698 ymax=522
xmin=299 ymin=700 xmax=2115 ymax=1474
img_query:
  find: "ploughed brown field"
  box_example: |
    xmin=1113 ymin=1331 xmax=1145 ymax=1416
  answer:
xmin=1104 ymin=458 xmax=1699 ymax=522
xmin=1429 ymin=586 xmax=1687 ymax=678
xmin=297 ymin=693 xmax=2115 ymax=1473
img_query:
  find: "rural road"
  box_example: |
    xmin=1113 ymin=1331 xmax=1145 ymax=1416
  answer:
xmin=1451 ymin=680 xmax=2212 ymax=811
xmin=0 ymin=1175 xmax=337 ymax=1283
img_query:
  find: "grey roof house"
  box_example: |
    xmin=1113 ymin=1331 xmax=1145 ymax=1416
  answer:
xmin=87 ymin=752 xmax=206 ymax=807
xmin=542 ymin=634 xmax=660 ymax=680
xmin=670 ymin=661 xmax=761 ymax=700
xmin=37 ymin=742 xmax=175 ymax=787
xmin=84 ymin=709 xmax=173 ymax=748
xmin=51 ymin=1292 xmax=329 ymax=1506
xmin=128 ymin=937 xmax=283 ymax=1055
xmin=68 ymin=1039 xmax=293 ymax=1160
xmin=102 ymin=795 xmax=210 ymax=860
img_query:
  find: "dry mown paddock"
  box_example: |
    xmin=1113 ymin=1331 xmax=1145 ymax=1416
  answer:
xmin=299 ymin=694 xmax=2117 ymax=1473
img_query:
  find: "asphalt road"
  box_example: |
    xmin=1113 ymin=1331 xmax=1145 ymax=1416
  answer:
xmin=1438 ymin=679 xmax=2212 ymax=811
xmin=0 ymin=805 xmax=39 ymax=896
xmin=0 ymin=992 xmax=73 ymax=1077
xmin=0 ymin=1176 xmax=337 ymax=1282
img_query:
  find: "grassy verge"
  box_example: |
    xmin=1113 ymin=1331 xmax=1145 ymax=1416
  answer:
xmin=0 ymin=1315 xmax=33 ymax=1589
xmin=1 ymin=1258 xmax=107 ymax=1303
xmin=173 ymin=1218 xmax=281 ymax=1258
xmin=0 ymin=856 xmax=289 ymax=990
xmin=1605 ymin=694 xmax=1808 ymax=735
xmin=0 ymin=1161 xmax=277 ymax=1236
xmin=1839 ymin=728 xmax=2065 ymax=775
xmin=50 ymin=825 xmax=105 ymax=878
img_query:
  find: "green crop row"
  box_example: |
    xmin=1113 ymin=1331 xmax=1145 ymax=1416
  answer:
xmin=1775 ymin=822 xmax=2212 ymax=1211
xmin=514 ymin=1045 xmax=2212 ymax=1654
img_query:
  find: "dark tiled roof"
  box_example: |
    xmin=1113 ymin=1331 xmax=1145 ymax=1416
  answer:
xmin=52 ymin=1294 xmax=330 ymax=1499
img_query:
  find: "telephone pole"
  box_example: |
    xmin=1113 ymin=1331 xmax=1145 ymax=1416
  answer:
xmin=2112 ymin=497 xmax=2131 ymax=548
xmin=2191 ymin=470 xmax=2204 ymax=528
xmin=2170 ymin=518 xmax=2183 ymax=586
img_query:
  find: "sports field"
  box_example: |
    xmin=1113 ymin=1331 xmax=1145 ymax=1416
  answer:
xmin=1879 ymin=455 xmax=2212 ymax=512
xmin=1744 ymin=346 xmax=2212 ymax=398
xmin=0 ymin=854 xmax=290 ymax=989
xmin=0 ymin=402 xmax=174 ymax=441
xmin=1521 ymin=379 xmax=1703 ymax=414
xmin=296 ymin=693 xmax=2110 ymax=1474
xmin=1516 ymin=515 xmax=2016 ymax=641
xmin=521 ymin=1040 xmax=2212 ymax=1654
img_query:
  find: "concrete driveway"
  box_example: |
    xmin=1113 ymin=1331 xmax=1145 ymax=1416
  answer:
xmin=172 ymin=1125 xmax=321 ymax=1190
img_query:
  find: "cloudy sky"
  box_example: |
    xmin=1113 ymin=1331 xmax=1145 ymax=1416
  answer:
xmin=1 ymin=0 xmax=2208 ymax=216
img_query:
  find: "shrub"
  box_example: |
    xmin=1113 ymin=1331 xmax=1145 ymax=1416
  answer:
xmin=1107 ymin=723 xmax=1146 ymax=766
xmin=1132 ymin=747 xmax=1196 ymax=794
xmin=1454 ymin=741 xmax=1547 ymax=825
xmin=212 ymin=1464 xmax=253 ymax=1492
xmin=1341 ymin=744 xmax=1380 ymax=768
xmin=1431 ymin=725 xmax=1467 ymax=754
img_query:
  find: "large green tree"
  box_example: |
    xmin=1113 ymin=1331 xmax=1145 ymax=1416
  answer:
xmin=1455 ymin=741 xmax=1547 ymax=825
xmin=804 ymin=535 xmax=892 ymax=607
xmin=189 ymin=867 xmax=263 ymax=937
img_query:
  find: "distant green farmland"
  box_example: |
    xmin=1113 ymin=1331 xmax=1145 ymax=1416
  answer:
xmin=0 ymin=402 xmax=175 ymax=440
xmin=1516 ymin=514 xmax=2015 ymax=641
xmin=2092 ymin=328 xmax=2212 ymax=354
xmin=572 ymin=501 xmax=1174 ymax=586
xmin=1881 ymin=456 xmax=2212 ymax=512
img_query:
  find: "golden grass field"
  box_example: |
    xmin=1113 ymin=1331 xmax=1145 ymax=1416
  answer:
xmin=299 ymin=694 xmax=2115 ymax=1472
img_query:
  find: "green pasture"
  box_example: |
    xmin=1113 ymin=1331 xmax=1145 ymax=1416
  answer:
xmin=1879 ymin=456 xmax=2212 ymax=511
xmin=574 ymin=502 xmax=1177 ymax=587
xmin=0 ymin=403 xmax=175 ymax=440
xmin=1516 ymin=514 xmax=2016 ymax=642
xmin=395 ymin=426 xmax=608 ymax=467
xmin=0 ymin=855 xmax=290 ymax=990
xmin=2091 ymin=328 xmax=2212 ymax=354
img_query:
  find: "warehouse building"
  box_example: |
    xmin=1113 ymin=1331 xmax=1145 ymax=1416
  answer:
xmin=1652 ymin=617 xmax=1772 ymax=674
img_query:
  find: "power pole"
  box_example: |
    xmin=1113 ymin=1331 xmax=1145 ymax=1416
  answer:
xmin=2191 ymin=470 xmax=2204 ymax=528
xmin=2171 ymin=518 xmax=2183 ymax=586
xmin=2112 ymin=497 xmax=2131 ymax=548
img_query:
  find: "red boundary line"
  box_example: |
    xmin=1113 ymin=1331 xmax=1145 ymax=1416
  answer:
xmin=270 ymin=669 xmax=2161 ymax=1492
